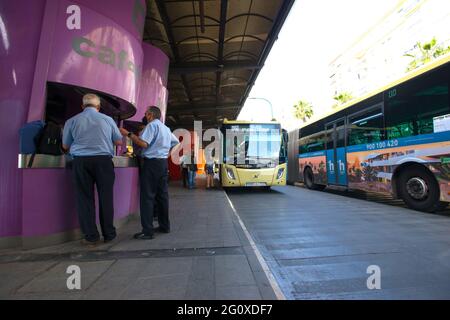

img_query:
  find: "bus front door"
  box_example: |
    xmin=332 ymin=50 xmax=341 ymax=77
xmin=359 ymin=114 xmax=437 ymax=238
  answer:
xmin=325 ymin=119 xmax=348 ymax=186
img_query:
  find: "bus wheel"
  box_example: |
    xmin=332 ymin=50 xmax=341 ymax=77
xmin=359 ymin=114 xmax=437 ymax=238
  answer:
xmin=398 ymin=166 xmax=441 ymax=212
xmin=304 ymin=168 xmax=325 ymax=191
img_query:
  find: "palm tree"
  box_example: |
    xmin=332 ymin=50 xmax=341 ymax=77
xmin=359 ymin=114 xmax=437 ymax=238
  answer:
xmin=404 ymin=37 xmax=450 ymax=71
xmin=332 ymin=92 xmax=353 ymax=109
xmin=293 ymin=100 xmax=314 ymax=123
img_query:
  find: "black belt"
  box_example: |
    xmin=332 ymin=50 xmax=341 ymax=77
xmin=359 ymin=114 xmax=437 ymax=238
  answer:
xmin=73 ymin=155 xmax=112 ymax=159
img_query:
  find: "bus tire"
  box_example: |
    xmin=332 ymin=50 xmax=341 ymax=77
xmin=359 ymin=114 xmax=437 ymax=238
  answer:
xmin=304 ymin=167 xmax=325 ymax=191
xmin=315 ymin=184 xmax=327 ymax=191
xmin=436 ymin=201 xmax=449 ymax=211
xmin=398 ymin=166 xmax=441 ymax=212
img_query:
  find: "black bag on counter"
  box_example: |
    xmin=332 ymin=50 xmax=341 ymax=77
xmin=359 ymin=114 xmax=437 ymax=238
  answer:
xmin=27 ymin=122 xmax=63 ymax=168
xmin=35 ymin=122 xmax=63 ymax=156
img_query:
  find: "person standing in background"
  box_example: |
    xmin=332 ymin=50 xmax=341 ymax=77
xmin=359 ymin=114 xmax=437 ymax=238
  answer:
xmin=120 ymin=106 xmax=180 ymax=240
xmin=180 ymin=153 xmax=189 ymax=188
xmin=62 ymin=93 xmax=123 ymax=246
xmin=205 ymin=160 xmax=215 ymax=189
xmin=187 ymin=149 xmax=197 ymax=189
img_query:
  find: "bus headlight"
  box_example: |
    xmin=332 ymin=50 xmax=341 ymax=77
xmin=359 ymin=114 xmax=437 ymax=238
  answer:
xmin=276 ymin=168 xmax=285 ymax=180
xmin=226 ymin=167 xmax=236 ymax=180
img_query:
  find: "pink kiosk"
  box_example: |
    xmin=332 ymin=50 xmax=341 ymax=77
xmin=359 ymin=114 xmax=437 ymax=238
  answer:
xmin=0 ymin=0 xmax=170 ymax=248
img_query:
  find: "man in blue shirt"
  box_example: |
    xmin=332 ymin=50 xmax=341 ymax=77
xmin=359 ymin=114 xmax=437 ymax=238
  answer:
xmin=120 ymin=106 xmax=179 ymax=240
xmin=62 ymin=93 xmax=123 ymax=246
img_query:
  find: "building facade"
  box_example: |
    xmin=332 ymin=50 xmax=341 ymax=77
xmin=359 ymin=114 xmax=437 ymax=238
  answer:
xmin=329 ymin=0 xmax=450 ymax=99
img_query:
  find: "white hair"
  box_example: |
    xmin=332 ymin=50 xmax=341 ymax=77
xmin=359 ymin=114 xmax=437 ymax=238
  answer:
xmin=83 ymin=93 xmax=101 ymax=108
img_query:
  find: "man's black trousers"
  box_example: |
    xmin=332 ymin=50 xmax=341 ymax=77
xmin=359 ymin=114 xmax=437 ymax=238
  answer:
xmin=72 ymin=156 xmax=116 ymax=242
xmin=140 ymin=158 xmax=170 ymax=235
xmin=181 ymin=168 xmax=188 ymax=187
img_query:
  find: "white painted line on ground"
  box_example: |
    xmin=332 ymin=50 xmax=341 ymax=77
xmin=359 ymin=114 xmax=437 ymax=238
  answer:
xmin=224 ymin=191 xmax=286 ymax=300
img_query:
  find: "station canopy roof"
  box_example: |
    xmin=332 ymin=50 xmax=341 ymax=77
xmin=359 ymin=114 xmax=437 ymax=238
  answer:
xmin=144 ymin=0 xmax=295 ymax=129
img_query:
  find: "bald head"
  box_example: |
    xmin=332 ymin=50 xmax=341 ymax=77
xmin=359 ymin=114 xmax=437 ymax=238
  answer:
xmin=82 ymin=94 xmax=101 ymax=110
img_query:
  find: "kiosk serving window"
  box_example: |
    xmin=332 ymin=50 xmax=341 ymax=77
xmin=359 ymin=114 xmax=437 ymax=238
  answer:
xmin=45 ymin=82 xmax=136 ymax=126
xmin=18 ymin=83 xmax=139 ymax=168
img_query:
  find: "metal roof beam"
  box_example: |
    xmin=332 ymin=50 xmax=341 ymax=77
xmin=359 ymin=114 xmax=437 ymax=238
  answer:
xmin=172 ymin=62 xmax=260 ymax=74
xmin=216 ymin=0 xmax=228 ymax=105
xmin=155 ymin=0 xmax=194 ymax=105
xmin=168 ymin=103 xmax=238 ymax=113
xmin=199 ymin=0 xmax=206 ymax=33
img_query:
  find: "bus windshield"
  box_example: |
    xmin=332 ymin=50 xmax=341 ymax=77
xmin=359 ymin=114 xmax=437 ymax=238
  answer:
xmin=223 ymin=123 xmax=282 ymax=166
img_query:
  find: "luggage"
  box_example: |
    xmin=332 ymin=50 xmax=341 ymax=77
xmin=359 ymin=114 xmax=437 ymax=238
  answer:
xmin=35 ymin=122 xmax=63 ymax=156
xmin=19 ymin=121 xmax=63 ymax=168
xmin=19 ymin=120 xmax=45 ymax=154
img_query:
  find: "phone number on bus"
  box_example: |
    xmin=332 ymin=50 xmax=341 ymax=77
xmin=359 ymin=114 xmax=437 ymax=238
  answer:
xmin=366 ymin=139 xmax=399 ymax=151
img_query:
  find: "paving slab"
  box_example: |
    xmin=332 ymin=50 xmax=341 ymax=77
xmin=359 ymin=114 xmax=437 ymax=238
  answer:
xmin=0 ymin=182 xmax=275 ymax=300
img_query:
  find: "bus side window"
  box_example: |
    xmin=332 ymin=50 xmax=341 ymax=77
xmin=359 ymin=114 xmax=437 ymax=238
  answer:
xmin=385 ymin=67 xmax=449 ymax=139
xmin=299 ymin=130 xmax=326 ymax=154
xmin=348 ymin=106 xmax=384 ymax=146
xmin=325 ymin=126 xmax=334 ymax=150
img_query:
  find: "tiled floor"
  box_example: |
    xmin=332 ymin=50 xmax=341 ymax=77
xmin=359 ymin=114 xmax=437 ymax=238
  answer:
xmin=0 ymin=182 xmax=276 ymax=300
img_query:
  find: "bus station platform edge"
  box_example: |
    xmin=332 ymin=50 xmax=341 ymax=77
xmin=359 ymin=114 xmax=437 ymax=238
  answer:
xmin=0 ymin=181 xmax=280 ymax=300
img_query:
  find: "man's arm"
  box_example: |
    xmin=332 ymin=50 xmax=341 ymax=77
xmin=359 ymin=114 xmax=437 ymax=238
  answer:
xmin=129 ymin=133 xmax=148 ymax=149
xmin=62 ymin=145 xmax=69 ymax=153
xmin=110 ymin=119 xmax=123 ymax=146
xmin=169 ymin=133 xmax=181 ymax=156
xmin=62 ymin=121 xmax=73 ymax=153
xmin=119 ymin=128 xmax=149 ymax=149
xmin=169 ymin=133 xmax=180 ymax=151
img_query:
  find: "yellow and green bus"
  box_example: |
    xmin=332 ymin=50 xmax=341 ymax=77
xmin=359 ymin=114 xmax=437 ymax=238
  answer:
xmin=288 ymin=54 xmax=450 ymax=212
xmin=220 ymin=120 xmax=288 ymax=188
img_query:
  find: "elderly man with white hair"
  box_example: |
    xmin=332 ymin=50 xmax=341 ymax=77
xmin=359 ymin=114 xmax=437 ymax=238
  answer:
xmin=62 ymin=93 xmax=123 ymax=246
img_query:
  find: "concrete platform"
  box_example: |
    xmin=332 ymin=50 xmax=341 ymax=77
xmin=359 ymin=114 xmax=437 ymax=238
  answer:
xmin=0 ymin=181 xmax=278 ymax=300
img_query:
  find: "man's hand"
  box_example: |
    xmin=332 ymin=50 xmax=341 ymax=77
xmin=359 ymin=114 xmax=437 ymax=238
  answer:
xmin=120 ymin=128 xmax=129 ymax=137
xmin=122 ymin=128 xmax=149 ymax=149
xmin=62 ymin=144 xmax=70 ymax=153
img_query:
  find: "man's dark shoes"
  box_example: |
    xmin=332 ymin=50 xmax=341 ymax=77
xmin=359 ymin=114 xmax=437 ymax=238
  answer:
xmin=104 ymin=235 xmax=116 ymax=243
xmin=154 ymin=227 xmax=170 ymax=234
xmin=81 ymin=238 xmax=100 ymax=248
xmin=133 ymin=232 xmax=154 ymax=240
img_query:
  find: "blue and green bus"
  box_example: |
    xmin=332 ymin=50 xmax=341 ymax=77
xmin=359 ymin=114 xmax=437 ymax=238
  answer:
xmin=287 ymin=54 xmax=450 ymax=212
